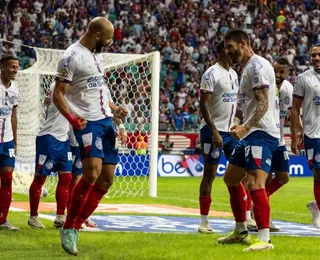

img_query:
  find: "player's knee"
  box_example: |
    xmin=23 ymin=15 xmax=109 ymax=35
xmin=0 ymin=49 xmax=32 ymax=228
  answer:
xmin=276 ymin=173 xmax=289 ymax=185
xmin=97 ymin=178 xmax=113 ymax=190
xmin=247 ymin=180 xmax=264 ymax=191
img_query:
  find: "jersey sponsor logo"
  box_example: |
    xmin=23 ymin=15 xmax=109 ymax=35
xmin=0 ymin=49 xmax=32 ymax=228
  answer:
xmin=0 ymin=107 xmax=12 ymax=117
xmin=284 ymin=96 xmax=290 ymax=105
xmin=280 ymin=110 xmax=287 ymax=119
xmin=240 ymin=92 xmax=246 ymax=104
xmin=45 ymin=160 xmax=54 ymax=170
xmin=313 ymin=96 xmax=320 ymax=105
xmin=87 ymin=76 xmax=104 ymax=89
xmin=62 ymin=50 xmax=76 ymax=67
xmin=222 ymin=92 xmax=238 ymax=102
xmin=253 ymin=77 xmax=259 ymax=84
xmin=95 ymin=137 xmax=103 ymax=150
xmin=5 ymin=95 xmax=17 ymax=105
xmin=251 ymin=60 xmax=263 ymax=76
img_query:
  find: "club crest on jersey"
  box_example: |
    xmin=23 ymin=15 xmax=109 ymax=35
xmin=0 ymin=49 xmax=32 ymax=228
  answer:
xmin=315 ymin=153 xmax=320 ymax=163
xmin=253 ymin=77 xmax=259 ymax=84
xmin=95 ymin=137 xmax=103 ymax=150
xmin=211 ymin=149 xmax=220 ymax=159
xmin=45 ymin=161 xmax=54 ymax=170
xmin=284 ymin=96 xmax=290 ymax=105
xmin=75 ymin=159 xmax=82 ymax=169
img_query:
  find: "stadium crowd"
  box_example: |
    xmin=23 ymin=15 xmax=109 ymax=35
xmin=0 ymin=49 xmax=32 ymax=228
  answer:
xmin=1 ymin=0 xmax=320 ymax=131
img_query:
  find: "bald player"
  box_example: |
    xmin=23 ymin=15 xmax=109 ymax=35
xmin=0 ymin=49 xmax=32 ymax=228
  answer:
xmin=53 ymin=17 xmax=127 ymax=255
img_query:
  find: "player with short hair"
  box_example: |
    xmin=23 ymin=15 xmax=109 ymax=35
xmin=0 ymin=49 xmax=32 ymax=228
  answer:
xmin=53 ymin=17 xmax=127 ymax=255
xmin=291 ymin=44 xmax=320 ymax=229
xmin=265 ymin=57 xmax=293 ymax=232
xmin=218 ymin=29 xmax=280 ymax=251
xmin=198 ymin=41 xmax=239 ymax=233
xmin=28 ymin=82 xmax=73 ymax=229
xmin=0 ymin=55 xmax=19 ymax=231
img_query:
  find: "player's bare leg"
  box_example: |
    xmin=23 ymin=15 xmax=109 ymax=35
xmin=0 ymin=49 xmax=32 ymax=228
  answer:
xmin=307 ymin=169 xmax=320 ymax=228
xmin=218 ymin=164 xmax=251 ymax=245
xmin=242 ymin=170 xmax=274 ymax=251
xmin=198 ymin=164 xmax=218 ymax=234
xmin=28 ymin=172 xmax=46 ymax=229
xmin=266 ymin=171 xmax=289 ymax=232
xmin=0 ymin=166 xmax=19 ymax=231
xmin=74 ymin=163 xmax=116 ymax=230
xmin=242 ymin=176 xmax=257 ymax=231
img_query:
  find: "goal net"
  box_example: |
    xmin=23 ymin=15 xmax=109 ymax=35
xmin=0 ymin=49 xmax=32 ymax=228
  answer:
xmin=9 ymin=44 xmax=160 ymax=198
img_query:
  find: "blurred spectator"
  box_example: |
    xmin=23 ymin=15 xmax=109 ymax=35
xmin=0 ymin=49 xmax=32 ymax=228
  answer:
xmin=159 ymin=135 xmax=174 ymax=154
xmin=134 ymin=136 xmax=147 ymax=155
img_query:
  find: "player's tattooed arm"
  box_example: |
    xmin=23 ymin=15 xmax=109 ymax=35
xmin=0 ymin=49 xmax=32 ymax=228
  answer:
xmin=243 ymin=88 xmax=268 ymax=131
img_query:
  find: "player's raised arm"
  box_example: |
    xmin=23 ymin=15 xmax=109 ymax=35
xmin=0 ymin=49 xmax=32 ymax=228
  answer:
xmin=290 ymin=76 xmax=304 ymax=154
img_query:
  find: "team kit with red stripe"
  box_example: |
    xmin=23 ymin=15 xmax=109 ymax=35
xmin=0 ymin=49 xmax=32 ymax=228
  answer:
xmin=56 ymin=42 xmax=118 ymax=165
xmin=229 ymin=55 xmax=280 ymax=173
xmin=0 ymin=78 xmax=18 ymax=168
xmin=199 ymin=63 xmax=239 ymax=164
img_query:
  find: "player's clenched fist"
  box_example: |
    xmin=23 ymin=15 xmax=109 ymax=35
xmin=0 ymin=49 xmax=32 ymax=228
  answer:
xmin=114 ymin=106 xmax=128 ymax=120
xmin=230 ymin=125 xmax=248 ymax=140
xmin=66 ymin=113 xmax=87 ymax=130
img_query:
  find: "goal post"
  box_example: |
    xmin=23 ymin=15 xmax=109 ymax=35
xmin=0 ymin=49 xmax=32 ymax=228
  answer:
xmin=8 ymin=43 xmax=160 ymax=198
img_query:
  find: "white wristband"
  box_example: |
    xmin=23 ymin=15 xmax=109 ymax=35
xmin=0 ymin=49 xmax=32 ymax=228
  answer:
xmin=119 ymin=123 xmax=125 ymax=129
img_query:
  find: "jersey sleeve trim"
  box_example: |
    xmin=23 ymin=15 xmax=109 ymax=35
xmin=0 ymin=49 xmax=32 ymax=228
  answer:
xmin=200 ymin=89 xmax=213 ymax=94
xmin=293 ymin=94 xmax=304 ymax=99
xmin=55 ymin=77 xmax=72 ymax=84
xmin=252 ymin=85 xmax=269 ymax=91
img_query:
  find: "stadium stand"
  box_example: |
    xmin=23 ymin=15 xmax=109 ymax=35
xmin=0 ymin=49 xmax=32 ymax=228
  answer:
xmin=0 ymin=0 xmax=319 ymax=134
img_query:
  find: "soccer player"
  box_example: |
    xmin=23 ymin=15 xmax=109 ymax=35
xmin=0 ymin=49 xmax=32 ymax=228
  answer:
xmin=266 ymin=57 xmax=293 ymax=232
xmin=53 ymin=17 xmax=127 ymax=255
xmin=68 ymin=86 xmax=128 ymax=229
xmin=198 ymin=41 xmax=239 ymax=233
xmin=291 ymin=44 xmax=320 ymax=229
xmin=0 ymin=55 xmax=19 ymax=231
xmin=28 ymin=82 xmax=73 ymax=229
xmin=218 ymin=29 xmax=280 ymax=251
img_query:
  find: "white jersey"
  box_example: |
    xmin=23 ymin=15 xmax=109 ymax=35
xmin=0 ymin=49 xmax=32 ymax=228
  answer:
xmin=239 ymin=54 xmax=280 ymax=139
xmin=199 ymin=63 xmax=239 ymax=132
xmin=68 ymin=84 xmax=114 ymax=148
xmin=0 ymin=78 xmax=18 ymax=143
xmin=278 ymin=80 xmax=293 ymax=146
xmin=38 ymin=83 xmax=69 ymax=141
xmin=56 ymin=41 xmax=112 ymax=121
xmin=293 ymin=68 xmax=320 ymax=138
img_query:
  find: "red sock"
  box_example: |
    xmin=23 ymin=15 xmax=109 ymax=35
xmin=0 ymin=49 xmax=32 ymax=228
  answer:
xmin=227 ymin=183 xmax=246 ymax=223
xmin=0 ymin=172 xmax=13 ymax=223
xmin=68 ymin=182 xmax=77 ymax=209
xmin=64 ymin=177 xmax=93 ymax=229
xmin=29 ymin=175 xmax=46 ymax=217
xmin=246 ymin=190 xmax=251 ymax=211
xmin=55 ymin=173 xmax=72 ymax=215
xmin=75 ymin=184 xmax=108 ymax=230
xmin=266 ymin=177 xmax=283 ymax=197
xmin=314 ymin=180 xmax=320 ymax=210
xmin=251 ymin=189 xmax=270 ymax=229
xmin=199 ymin=196 xmax=212 ymax=215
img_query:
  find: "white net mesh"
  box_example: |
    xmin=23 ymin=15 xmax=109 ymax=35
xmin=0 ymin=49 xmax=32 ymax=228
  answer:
xmin=8 ymin=44 xmax=159 ymax=197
